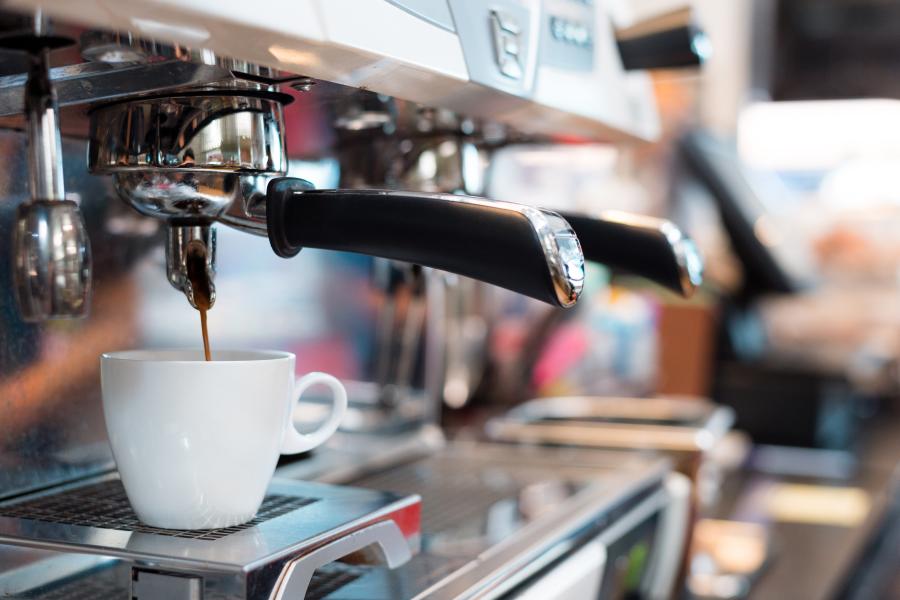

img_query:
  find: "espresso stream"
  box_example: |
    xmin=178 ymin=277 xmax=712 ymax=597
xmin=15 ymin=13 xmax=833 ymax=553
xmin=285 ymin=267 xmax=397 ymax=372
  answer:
xmin=186 ymin=242 xmax=213 ymax=361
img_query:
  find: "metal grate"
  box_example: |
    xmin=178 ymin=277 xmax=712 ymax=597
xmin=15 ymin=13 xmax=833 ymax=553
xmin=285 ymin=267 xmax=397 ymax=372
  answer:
xmin=353 ymin=464 xmax=517 ymax=535
xmin=0 ymin=480 xmax=318 ymax=541
xmin=305 ymin=562 xmax=369 ymax=600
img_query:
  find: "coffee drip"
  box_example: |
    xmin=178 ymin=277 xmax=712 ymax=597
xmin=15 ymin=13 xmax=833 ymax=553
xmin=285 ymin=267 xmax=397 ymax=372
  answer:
xmin=185 ymin=241 xmax=213 ymax=361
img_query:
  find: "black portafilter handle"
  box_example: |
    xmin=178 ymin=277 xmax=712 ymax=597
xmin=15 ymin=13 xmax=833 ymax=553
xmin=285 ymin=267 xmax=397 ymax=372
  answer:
xmin=616 ymin=9 xmax=708 ymax=71
xmin=266 ymin=178 xmax=584 ymax=308
xmin=558 ymin=211 xmax=703 ymax=297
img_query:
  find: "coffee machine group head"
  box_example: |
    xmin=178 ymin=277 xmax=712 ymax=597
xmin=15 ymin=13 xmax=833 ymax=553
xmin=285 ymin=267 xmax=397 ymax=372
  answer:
xmin=73 ymin=42 xmax=585 ymax=313
xmin=88 ymin=91 xmax=287 ymax=309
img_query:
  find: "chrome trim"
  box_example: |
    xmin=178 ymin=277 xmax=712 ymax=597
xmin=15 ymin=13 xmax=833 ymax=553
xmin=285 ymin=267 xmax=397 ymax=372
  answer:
xmin=0 ymin=475 xmax=420 ymax=600
xmin=13 ymin=49 xmax=91 ymax=321
xmin=408 ymin=446 xmax=669 ymax=599
xmin=522 ymin=207 xmax=584 ymax=308
xmin=25 ymin=52 xmax=63 ymax=201
xmin=0 ymin=61 xmax=234 ymax=117
xmin=89 ymin=95 xmax=287 ymax=176
xmin=88 ymin=93 xmax=286 ymax=306
xmin=599 ymin=210 xmax=704 ymax=296
xmin=166 ymin=224 xmax=216 ymax=308
xmin=486 ymin=396 xmax=734 ymax=452
xmin=13 ymin=201 xmax=92 ymax=320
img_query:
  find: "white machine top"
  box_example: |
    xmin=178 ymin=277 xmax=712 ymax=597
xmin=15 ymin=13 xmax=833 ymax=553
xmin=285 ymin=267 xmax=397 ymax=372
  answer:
xmin=13 ymin=0 xmax=663 ymax=141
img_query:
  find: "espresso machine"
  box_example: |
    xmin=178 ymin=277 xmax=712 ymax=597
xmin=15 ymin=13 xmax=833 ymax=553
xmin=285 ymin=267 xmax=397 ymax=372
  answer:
xmin=0 ymin=1 xmax=703 ymax=598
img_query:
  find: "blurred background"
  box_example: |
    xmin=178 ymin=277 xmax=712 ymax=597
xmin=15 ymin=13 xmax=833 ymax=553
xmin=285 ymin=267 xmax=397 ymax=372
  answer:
xmin=481 ymin=1 xmax=900 ymax=597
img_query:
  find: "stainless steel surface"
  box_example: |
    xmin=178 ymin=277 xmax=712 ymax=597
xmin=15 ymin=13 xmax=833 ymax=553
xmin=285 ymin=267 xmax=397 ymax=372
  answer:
xmin=88 ymin=92 xmax=286 ymax=305
xmin=13 ymin=47 xmax=91 ymax=321
xmin=78 ymin=30 xmax=291 ymax=83
xmin=276 ymin=520 xmax=412 ymax=600
xmin=166 ymin=224 xmax=216 ymax=309
xmin=25 ymin=51 xmax=63 ymax=202
xmin=276 ymin=427 xmax=446 ymax=484
xmin=0 ymin=61 xmax=233 ymax=116
xmin=0 ymin=479 xmax=317 ymax=539
xmin=486 ymin=396 xmax=735 ymax=452
xmin=2 ymin=558 xmax=125 ymax=599
xmin=13 ymin=200 xmax=91 ymax=321
xmin=528 ymin=206 xmax=584 ymax=308
xmin=303 ymin=443 xmax=671 ymax=599
xmin=0 ymin=27 xmax=298 ymax=117
xmin=485 ymin=397 xmax=734 ymax=596
xmin=0 ymin=555 xmax=372 ymax=599
xmin=89 ymin=94 xmax=287 ymax=177
xmin=371 ymin=261 xmax=428 ymax=411
xmin=0 ymin=475 xmax=420 ymax=599
xmin=0 ymin=131 xmax=139 ymax=498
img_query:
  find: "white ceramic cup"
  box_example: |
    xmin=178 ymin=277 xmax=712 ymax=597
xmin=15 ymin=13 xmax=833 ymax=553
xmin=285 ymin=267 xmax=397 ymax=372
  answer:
xmin=100 ymin=349 xmax=347 ymax=530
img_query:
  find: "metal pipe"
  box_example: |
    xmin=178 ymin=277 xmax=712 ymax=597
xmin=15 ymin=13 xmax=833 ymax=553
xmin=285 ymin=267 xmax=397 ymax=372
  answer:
xmin=25 ymin=48 xmax=64 ymax=201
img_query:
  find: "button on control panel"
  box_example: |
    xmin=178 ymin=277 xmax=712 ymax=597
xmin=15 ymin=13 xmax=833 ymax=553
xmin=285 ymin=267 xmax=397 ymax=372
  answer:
xmin=542 ymin=0 xmax=595 ymax=72
xmin=490 ymin=10 xmax=524 ymax=80
xmin=448 ymin=0 xmax=534 ymax=96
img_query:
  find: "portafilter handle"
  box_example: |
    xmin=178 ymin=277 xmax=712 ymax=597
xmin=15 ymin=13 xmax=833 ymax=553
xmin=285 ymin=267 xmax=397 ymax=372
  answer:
xmin=265 ymin=178 xmax=584 ymax=308
xmin=558 ymin=211 xmax=703 ymax=296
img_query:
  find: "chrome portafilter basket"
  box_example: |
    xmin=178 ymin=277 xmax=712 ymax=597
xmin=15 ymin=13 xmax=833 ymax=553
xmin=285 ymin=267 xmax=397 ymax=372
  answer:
xmin=87 ymin=91 xmax=289 ymax=308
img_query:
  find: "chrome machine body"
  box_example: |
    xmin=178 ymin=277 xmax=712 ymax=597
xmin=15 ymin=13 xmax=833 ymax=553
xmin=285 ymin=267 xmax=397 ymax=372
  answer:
xmin=0 ymin=1 xmax=703 ymax=598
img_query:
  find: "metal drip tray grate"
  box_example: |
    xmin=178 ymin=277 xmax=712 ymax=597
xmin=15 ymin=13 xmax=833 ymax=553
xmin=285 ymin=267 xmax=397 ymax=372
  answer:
xmin=0 ymin=480 xmax=318 ymax=541
xmin=355 ymin=467 xmax=514 ymax=535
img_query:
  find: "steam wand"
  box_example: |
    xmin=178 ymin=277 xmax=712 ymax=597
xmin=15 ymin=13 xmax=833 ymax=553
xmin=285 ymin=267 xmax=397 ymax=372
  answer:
xmin=12 ymin=29 xmax=91 ymax=321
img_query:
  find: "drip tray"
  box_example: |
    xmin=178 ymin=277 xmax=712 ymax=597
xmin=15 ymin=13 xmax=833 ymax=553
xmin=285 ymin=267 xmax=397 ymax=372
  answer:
xmin=0 ymin=475 xmax=420 ymax=600
xmin=0 ymin=480 xmax=317 ymax=541
xmin=5 ymin=559 xmax=371 ymax=600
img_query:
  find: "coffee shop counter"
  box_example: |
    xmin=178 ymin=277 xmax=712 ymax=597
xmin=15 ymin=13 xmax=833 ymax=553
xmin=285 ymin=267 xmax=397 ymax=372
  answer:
xmin=705 ymin=406 xmax=900 ymax=600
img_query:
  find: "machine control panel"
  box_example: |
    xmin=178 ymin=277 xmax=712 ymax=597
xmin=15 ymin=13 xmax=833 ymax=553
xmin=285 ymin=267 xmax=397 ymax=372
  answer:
xmin=542 ymin=0 xmax=595 ymax=71
xmin=448 ymin=0 xmax=536 ymax=97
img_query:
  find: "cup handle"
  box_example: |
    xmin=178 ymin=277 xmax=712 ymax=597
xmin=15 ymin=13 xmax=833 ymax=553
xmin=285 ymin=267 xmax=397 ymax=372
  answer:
xmin=280 ymin=372 xmax=348 ymax=455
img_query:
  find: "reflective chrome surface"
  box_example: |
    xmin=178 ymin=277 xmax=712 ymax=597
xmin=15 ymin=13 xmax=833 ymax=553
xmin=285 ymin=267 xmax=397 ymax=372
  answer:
xmin=487 ymin=396 xmax=734 ymax=452
xmin=24 ymin=51 xmax=63 ymax=202
xmin=89 ymin=95 xmax=286 ymax=175
xmin=526 ymin=206 xmax=585 ymax=307
xmin=166 ymin=224 xmax=216 ymax=309
xmin=79 ymin=29 xmax=292 ymax=84
xmin=0 ymin=475 xmax=419 ymax=600
xmin=318 ymin=443 xmax=670 ymax=599
xmin=13 ymin=200 xmax=91 ymax=321
xmin=0 ymin=61 xmax=235 ymax=116
xmin=0 ymin=446 xmax=670 ymax=599
xmin=13 ymin=48 xmax=91 ymax=321
xmin=88 ymin=93 xmax=286 ymax=303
